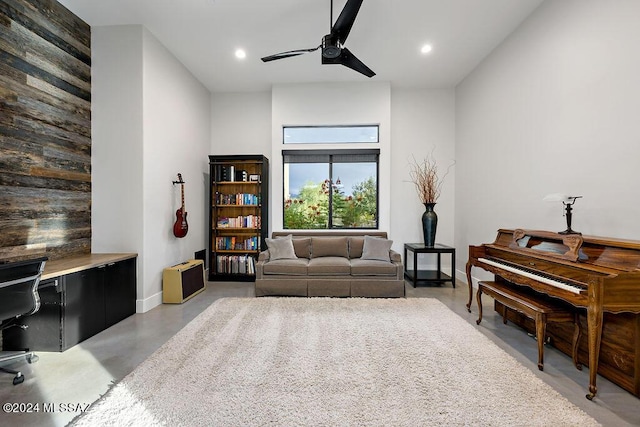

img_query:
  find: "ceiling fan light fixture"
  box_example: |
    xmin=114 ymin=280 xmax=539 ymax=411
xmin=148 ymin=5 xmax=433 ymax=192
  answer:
xmin=322 ymin=34 xmax=341 ymax=59
xmin=235 ymin=48 xmax=247 ymax=59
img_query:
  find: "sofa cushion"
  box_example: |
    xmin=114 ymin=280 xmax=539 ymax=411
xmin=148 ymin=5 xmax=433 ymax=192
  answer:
xmin=263 ymin=258 xmax=308 ymax=275
xmin=292 ymin=237 xmax=311 ymax=259
xmin=350 ymin=259 xmax=397 ymax=276
xmin=265 ymin=235 xmax=297 ymax=260
xmin=348 ymin=236 xmax=365 ymax=259
xmin=361 ymin=235 xmax=393 ymax=262
xmin=308 ymin=257 xmax=351 ymax=275
xmin=311 ymin=236 xmax=349 ymax=258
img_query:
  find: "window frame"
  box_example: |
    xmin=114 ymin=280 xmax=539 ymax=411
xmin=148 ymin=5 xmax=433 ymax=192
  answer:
xmin=282 ymin=125 xmax=379 ymax=144
xmin=282 ymin=148 xmax=380 ymax=230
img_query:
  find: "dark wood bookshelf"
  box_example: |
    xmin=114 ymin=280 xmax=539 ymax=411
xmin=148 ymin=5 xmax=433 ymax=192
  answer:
xmin=208 ymin=155 xmax=269 ymax=281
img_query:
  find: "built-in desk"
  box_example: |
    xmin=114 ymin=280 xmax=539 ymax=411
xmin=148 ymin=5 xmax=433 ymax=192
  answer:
xmin=3 ymin=253 xmax=137 ymax=352
xmin=41 ymin=253 xmax=137 ymax=280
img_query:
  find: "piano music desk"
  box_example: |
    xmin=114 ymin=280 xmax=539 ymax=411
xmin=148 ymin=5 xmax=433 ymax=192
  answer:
xmin=403 ymin=243 xmax=456 ymax=287
xmin=477 ymin=280 xmax=581 ymax=372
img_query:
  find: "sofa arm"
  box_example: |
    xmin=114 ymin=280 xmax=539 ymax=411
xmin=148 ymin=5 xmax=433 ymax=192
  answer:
xmin=389 ymin=250 xmax=404 ymax=280
xmin=255 ymin=250 xmax=270 ymax=280
xmin=258 ymin=250 xmax=270 ymax=262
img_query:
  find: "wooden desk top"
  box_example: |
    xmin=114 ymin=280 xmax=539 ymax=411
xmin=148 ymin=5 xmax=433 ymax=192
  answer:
xmin=42 ymin=253 xmax=137 ymax=280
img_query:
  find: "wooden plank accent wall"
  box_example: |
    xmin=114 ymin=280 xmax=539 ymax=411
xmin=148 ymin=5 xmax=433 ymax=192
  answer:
xmin=0 ymin=0 xmax=91 ymax=262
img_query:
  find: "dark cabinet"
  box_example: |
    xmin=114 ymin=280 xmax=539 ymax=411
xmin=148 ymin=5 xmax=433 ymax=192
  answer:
xmin=64 ymin=267 xmax=105 ymax=347
xmin=2 ymin=255 xmax=137 ymax=352
xmin=104 ymin=257 xmax=136 ymax=326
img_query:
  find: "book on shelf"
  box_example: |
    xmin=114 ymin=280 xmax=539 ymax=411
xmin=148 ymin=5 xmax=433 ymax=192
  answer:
xmin=215 ymin=254 xmax=255 ymax=275
xmin=215 ymin=236 xmax=259 ymax=250
xmin=216 ymin=215 xmax=260 ymax=228
xmin=215 ymin=193 xmax=260 ymax=206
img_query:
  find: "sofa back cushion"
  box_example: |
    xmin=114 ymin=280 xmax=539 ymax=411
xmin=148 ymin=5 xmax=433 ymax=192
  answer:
xmin=310 ymin=236 xmax=349 ymax=258
xmin=292 ymin=237 xmax=311 ymax=259
xmin=348 ymin=236 xmax=365 ymax=259
xmin=265 ymin=235 xmax=297 ymax=260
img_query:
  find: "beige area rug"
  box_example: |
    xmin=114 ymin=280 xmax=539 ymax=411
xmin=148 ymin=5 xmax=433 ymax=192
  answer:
xmin=72 ymin=297 xmax=599 ymax=426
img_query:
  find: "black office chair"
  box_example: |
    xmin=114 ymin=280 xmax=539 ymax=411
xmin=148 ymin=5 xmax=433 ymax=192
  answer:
xmin=0 ymin=257 xmax=47 ymax=385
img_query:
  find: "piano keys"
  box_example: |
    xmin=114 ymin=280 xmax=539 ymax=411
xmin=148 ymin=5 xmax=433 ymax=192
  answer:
xmin=477 ymin=257 xmax=586 ymax=295
xmin=466 ymin=228 xmax=640 ymax=400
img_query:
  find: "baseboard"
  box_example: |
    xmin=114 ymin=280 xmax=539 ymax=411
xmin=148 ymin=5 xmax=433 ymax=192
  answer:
xmin=455 ymin=268 xmax=474 ymax=288
xmin=136 ymin=291 xmax=163 ymax=313
xmin=135 ymin=266 xmax=209 ymax=313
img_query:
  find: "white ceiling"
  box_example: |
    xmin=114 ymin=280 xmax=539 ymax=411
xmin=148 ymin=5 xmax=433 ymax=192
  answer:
xmin=57 ymin=0 xmax=544 ymax=93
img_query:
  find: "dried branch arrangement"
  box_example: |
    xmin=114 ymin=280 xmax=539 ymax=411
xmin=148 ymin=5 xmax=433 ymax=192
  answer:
xmin=408 ymin=152 xmax=454 ymax=204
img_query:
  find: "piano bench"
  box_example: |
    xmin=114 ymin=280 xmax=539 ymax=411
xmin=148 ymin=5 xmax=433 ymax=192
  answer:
xmin=476 ymin=281 xmax=581 ymax=372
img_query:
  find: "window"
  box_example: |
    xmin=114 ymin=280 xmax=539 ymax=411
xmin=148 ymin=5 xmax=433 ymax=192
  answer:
xmin=283 ymin=149 xmax=379 ymax=229
xmin=283 ymin=125 xmax=379 ymax=144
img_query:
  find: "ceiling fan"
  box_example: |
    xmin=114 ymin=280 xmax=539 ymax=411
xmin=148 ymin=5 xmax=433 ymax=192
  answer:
xmin=261 ymin=0 xmax=375 ymax=78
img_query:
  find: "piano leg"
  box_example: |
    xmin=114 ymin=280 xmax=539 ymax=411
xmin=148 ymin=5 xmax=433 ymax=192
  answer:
xmin=466 ymin=261 xmax=473 ymax=312
xmin=475 ymin=286 xmax=484 ymax=325
xmin=586 ymin=284 xmax=604 ymax=400
xmin=535 ymin=313 xmax=547 ymax=371
xmin=572 ymin=313 xmax=583 ymax=371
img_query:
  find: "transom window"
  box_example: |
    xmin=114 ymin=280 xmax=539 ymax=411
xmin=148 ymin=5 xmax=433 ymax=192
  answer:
xmin=283 ymin=125 xmax=379 ymax=144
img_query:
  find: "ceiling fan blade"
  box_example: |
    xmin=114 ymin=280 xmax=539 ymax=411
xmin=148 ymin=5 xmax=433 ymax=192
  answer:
xmin=331 ymin=0 xmax=364 ymax=45
xmin=322 ymin=47 xmax=375 ymax=78
xmin=261 ymin=46 xmax=320 ymax=62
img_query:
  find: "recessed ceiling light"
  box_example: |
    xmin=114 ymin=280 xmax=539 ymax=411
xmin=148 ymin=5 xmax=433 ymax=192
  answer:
xmin=235 ymin=49 xmax=246 ymax=59
xmin=420 ymin=44 xmax=433 ymax=54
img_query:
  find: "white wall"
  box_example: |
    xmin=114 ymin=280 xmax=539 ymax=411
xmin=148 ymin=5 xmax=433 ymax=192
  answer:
xmin=270 ymin=82 xmax=393 ymax=238
xmin=391 ymin=88 xmax=456 ymax=259
xmin=141 ymin=28 xmax=211 ymax=311
xmin=91 ymin=25 xmax=144 ymax=297
xmin=211 ymin=92 xmax=272 ymax=156
xmin=208 ymin=84 xmax=457 ymax=258
xmin=456 ymin=0 xmax=640 ymax=286
xmin=92 ymin=0 xmax=640 ymax=305
xmin=92 ymin=25 xmax=211 ymax=312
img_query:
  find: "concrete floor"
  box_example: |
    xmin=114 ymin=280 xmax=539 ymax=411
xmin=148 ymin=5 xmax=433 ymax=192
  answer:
xmin=1 ymin=280 xmax=639 ymax=426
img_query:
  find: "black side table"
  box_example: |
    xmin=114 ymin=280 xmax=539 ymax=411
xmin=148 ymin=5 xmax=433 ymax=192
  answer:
xmin=404 ymin=243 xmax=456 ymax=287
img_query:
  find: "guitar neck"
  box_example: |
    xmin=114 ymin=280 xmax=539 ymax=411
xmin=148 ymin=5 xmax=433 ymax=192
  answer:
xmin=181 ymin=183 xmax=185 ymax=212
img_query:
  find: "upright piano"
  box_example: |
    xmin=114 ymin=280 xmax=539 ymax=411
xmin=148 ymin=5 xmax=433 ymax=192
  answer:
xmin=466 ymin=229 xmax=640 ymax=400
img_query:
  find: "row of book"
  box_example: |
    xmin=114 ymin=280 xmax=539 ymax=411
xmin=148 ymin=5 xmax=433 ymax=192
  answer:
xmin=216 ymin=193 xmax=260 ymax=206
xmin=215 ymin=236 xmax=260 ymax=251
xmin=217 ymin=215 xmax=261 ymax=228
xmin=216 ymin=255 xmax=255 ymax=275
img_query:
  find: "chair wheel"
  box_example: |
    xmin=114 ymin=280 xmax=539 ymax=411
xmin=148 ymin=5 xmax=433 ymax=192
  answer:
xmin=27 ymin=354 xmax=38 ymax=364
xmin=13 ymin=374 xmax=24 ymax=385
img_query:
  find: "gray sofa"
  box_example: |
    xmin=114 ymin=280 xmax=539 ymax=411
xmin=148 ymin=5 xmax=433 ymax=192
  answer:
xmin=255 ymin=231 xmax=405 ymax=298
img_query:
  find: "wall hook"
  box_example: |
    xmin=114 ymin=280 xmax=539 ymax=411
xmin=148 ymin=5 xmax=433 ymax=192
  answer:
xmin=172 ymin=173 xmax=185 ymax=185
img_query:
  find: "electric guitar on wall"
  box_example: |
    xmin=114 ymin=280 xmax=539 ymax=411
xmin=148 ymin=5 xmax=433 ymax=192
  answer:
xmin=173 ymin=173 xmax=188 ymax=238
